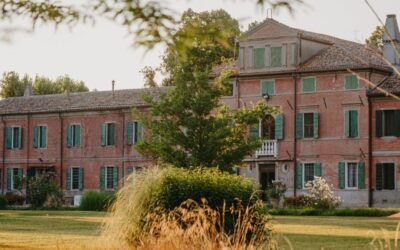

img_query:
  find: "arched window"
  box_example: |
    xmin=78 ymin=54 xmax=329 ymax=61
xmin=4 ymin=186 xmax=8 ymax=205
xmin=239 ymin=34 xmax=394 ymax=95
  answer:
xmin=261 ymin=114 xmax=275 ymax=140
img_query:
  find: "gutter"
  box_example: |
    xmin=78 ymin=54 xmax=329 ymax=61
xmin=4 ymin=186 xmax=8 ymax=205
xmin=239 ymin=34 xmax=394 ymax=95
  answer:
xmin=293 ymin=75 xmax=298 ymax=196
xmin=1 ymin=116 xmax=4 ymax=194
xmin=367 ymin=71 xmax=373 ymax=207
xmin=121 ymin=111 xmax=125 ymax=186
xmin=59 ymin=113 xmax=64 ymax=188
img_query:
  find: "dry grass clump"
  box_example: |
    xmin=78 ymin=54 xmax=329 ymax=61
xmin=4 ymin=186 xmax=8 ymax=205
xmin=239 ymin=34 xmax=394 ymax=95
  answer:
xmin=137 ymin=199 xmax=276 ymax=250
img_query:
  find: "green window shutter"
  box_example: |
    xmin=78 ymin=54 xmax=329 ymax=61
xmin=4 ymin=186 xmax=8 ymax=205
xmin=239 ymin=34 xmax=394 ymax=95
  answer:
xmin=395 ymin=110 xmax=400 ymax=137
xmin=271 ymin=47 xmax=282 ymax=67
xmin=18 ymin=128 xmax=22 ymax=149
xmin=358 ymin=162 xmax=365 ymax=189
xmin=66 ymin=168 xmax=71 ymax=190
xmin=386 ymin=164 xmax=395 ymax=190
xmin=100 ymin=167 xmax=105 ymax=190
xmin=295 ymin=113 xmax=303 ymax=139
xmin=345 ymin=111 xmax=350 ymax=137
xmin=17 ymin=168 xmax=22 ymax=190
xmin=314 ymin=163 xmax=322 ymax=177
xmin=296 ymin=163 xmax=303 ymax=189
xmin=66 ymin=125 xmax=72 ymax=148
xmin=338 ymin=162 xmax=345 ymax=189
xmin=302 ymin=78 xmax=316 ymax=92
xmin=75 ymin=125 xmax=81 ymax=147
xmin=7 ymin=168 xmax=12 ymax=191
xmin=350 ymin=110 xmax=358 ymax=137
xmin=249 ymin=123 xmax=259 ymax=139
xmin=376 ymin=110 xmax=383 ymax=137
xmin=345 ymin=75 xmax=358 ymax=90
xmin=6 ymin=127 xmax=12 ymax=149
xmin=78 ymin=168 xmax=84 ymax=191
xmin=33 ymin=126 xmax=39 ymax=148
xmin=313 ymin=112 xmax=319 ymax=138
xmin=126 ymin=121 xmax=133 ymax=145
xmin=136 ymin=122 xmax=143 ymax=143
xmin=252 ymin=48 xmax=265 ymax=68
xmin=101 ymin=124 xmax=107 ymax=146
xmin=275 ymin=114 xmax=284 ymax=140
xmin=109 ymin=123 xmax=116 ymax=145
xmin=261 ymin=80 xmax=275 ymax=96
xmin=113 ymin=167 xmax=119 ymax=189
xmin=376 ymin=163 xmax=383 ymax=190
xmin=41 ymin=126 xmax=47 ymax=148
xmin=127 ymin=167 xmax=134 ymax=175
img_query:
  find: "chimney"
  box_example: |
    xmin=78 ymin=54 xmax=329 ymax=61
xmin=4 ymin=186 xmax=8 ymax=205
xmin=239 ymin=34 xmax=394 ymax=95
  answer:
xmin=23 ymin=84 xmax=33 ymax=97
xmin=383 ymin=14 xmax=400 ymax=67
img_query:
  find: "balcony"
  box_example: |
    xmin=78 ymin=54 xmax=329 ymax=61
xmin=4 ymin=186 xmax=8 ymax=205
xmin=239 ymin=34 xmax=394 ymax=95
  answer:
xmin=256 ymin=140 xmax=278 ymax=157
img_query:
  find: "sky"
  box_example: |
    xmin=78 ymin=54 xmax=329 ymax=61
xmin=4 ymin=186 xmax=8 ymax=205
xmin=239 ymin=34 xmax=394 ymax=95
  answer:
xmin=0 ymin=0 xmax=400 ymax=91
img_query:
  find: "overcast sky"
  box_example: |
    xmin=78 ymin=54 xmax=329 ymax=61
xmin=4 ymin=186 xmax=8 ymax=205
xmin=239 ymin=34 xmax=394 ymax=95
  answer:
xmin=0 ymin=0 xmax=399 ymax=91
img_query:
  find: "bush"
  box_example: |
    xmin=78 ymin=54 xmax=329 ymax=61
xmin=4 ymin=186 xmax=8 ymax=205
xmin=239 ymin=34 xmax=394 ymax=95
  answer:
xmin=79 ymin=191 xmax=115 ymax=211
xmin=304 ymin=177 xmax=341 ymax=209
xmin=27 ymin=174 xmax=63 ymax=208
xmin=283 ymin=195 xmax=308 ymax=208
xmin=5 ymin=191 xmax=25 ymax=205
xmin=264 ymin=207 xmax=399 ymax=217
xmin=102 ymin=166 xmax=258 ymax=245
xmin=0 ymin=195 xmax=7 ymax=209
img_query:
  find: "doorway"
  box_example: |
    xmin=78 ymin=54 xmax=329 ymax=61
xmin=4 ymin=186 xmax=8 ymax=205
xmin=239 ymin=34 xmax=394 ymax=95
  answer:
xmin=259 ymin=164 xmax=276 ymax=190
xmin=26 ymin=166 xmax=55 ymax=203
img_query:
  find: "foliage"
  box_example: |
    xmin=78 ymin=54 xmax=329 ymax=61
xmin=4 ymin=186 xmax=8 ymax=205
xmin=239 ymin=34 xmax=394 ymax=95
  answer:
xmin=102 ymin=166 xmax=258 ymax=244
xmin=366 ymin=26 xmax=385 ymax=49
xmin=304 ymin=176 xmax=341 ymax=209
xmin=5 ymin=191 xmax=25 ymax=205
xmin=135 ymin=199 xmax=276 ymax=249
xmin=160 ymin=9 xmax=240 ymax=86
xmin=266 ymin=180 xmax=287 ymax=199
xmin=0 ymin=71 xmax=89 ymax=98
xmin=136 ymin=67 xmax=276 ymax=172
xmin=140 ymin=66 xmax=158 ymax=88
xmin=0 ymin=195 xmax=7 ymax=209
xmin=27 ymin=174 xmax=63 ymax=208
xmin=79 ymin=191 xmax=115 ymax=211
xmin=263 ymin=207 xmax=399 ymax=217
xmin=283 ymin=195 xmax=308 ymax=208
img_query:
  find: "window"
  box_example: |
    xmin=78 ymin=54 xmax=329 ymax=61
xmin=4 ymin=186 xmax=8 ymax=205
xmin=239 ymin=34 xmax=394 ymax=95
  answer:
xmin=304 ymin=163 xmax=315 ymax=186
xmin=7 ymin=168 xmax=22 ymax=191
xmin=127 ymin=166 xmax=143 ymax=175
xmin=345 ymin=75 xmax=359 ymax=90
xmin=0 ymin=170 xmax=2 ymax=191
xmin=302 ymin=77 xmax=316 ymax=93
xmin=67 ymin=167 xmax=83 ymax=190
xmin=101 ymin=123 xmax=116 ymax=146
xmin=100 ymin=166 xmax=118 ymax=190
xmin=304 ymin=113 xmax=314 ymax=138
xmin=33 ymin=125 xmax=47 ymax=148
xmin=346 ymin=162 xmax=358 ymax=189
xmin=345 ymin=110 xmax=358 ymax=138
xmin=67 ymin=124 xmax=81 ymax=148
xmin=225 ymin=81 xmax=234 ymax=96
xmin=271 ymin=47 xmax=282 ymax=67
xmin=6 ymin=127 xmax=22 ymax=149
xmin=126 ymin=121 xmax=143 ymax=145
xmin=376 ymin=163 xmax=395 ymax=190
xmin=261 ymin=80 xmax=275 ymax=96
xmin=252 ymin=47 xmax=265 ymax=68
xmin=376 ymin=110 xmax=400 ymax=137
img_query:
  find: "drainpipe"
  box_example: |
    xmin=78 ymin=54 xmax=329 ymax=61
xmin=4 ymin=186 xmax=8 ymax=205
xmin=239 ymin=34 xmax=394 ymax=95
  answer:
xmin=122 ymin=111 xmax=125 ymax=186
xmin=293 ymin=75 xmax=298 ymax=197
xmin=236 ymin=76 xmax=240 ymax=109
xmin=26 ymin=113 xmax=30 ymax=191
xmin=1 ymin=116 xmax=5 ymax=194
xmin=59 ymin=113 xmax=64 ymax=188
xmin=367 ymin=71 xmax=373 ymax=207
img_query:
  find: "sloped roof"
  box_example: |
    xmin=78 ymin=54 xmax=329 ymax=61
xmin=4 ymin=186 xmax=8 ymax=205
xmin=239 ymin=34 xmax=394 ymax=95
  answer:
xmin=368 ymin=74 xmax=400 ymax=97
xmin=0 ymin=88 xmax=166 ymax=115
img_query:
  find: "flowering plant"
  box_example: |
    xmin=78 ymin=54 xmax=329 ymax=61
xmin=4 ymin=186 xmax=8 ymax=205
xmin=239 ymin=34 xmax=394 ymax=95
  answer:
xmin=304 ymin=176 xmax=341 ymax=209
xmin=266 ymin=180 xmax=287 ymax=199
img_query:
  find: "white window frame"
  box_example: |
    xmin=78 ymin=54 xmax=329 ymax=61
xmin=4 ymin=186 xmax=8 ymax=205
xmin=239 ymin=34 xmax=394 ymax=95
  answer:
xmin=380 ymin=109 xmax=397 ymax=138
xmin=104 ymin=166 xmax=115 ymax=190
xmin=303 ymin=162 xmax=316 ymax=188
xmin=133 ymin=121 xmax=144 ymax=145
xmin=104 ymin=122 xmax=116 ymax=146
xmin=69 ymin=123 xmax=81 ymax=148
xmin=70 ymin=167 xmax=80 ymax=191
xmin=345 ymin=161 xmax=358 ymax=190
xmin=10 ymin=126 xmax=22 ymax=149
xmin=378 ymin=161 xmax=397 ymax=190
xmin=36 ymin=124 xmax=48 ymax=149
xmin=10 ymin=167 xmax=21 ymax=191
xmin=301 ymin=76 xmax=316 ymax=93
xmin=303 ymin=112 xmax=315 ymax=139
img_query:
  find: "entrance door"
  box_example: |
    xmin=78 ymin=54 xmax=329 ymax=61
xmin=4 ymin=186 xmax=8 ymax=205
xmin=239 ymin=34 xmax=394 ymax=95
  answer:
xmin=259 ymin=164 xmax=275 ymax=190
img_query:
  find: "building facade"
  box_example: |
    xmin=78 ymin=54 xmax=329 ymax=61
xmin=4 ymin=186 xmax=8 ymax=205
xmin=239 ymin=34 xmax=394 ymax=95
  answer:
xmin=0 ymin=16 xmax=399 ymax=207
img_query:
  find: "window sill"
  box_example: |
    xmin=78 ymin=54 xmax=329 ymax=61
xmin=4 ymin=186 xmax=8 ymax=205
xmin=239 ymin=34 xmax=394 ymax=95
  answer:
xmin=301 ymin=91 xmax=316 ymax=94
xmin=379 ymin=136 xmax=398 ymax=140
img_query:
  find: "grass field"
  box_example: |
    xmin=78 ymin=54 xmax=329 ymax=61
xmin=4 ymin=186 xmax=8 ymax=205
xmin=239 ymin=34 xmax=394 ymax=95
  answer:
xmin=0 ymin=210 xmax=399 ymax=249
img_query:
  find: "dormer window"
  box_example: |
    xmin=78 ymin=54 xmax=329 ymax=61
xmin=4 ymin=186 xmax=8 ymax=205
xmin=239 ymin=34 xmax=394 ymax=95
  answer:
xmin=252 ymin=47 xmax=265 ymax=68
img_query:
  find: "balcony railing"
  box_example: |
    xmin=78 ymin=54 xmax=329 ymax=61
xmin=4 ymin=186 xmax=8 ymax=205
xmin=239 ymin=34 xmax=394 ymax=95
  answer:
xmin=256 ymin=140 xmax=278 ymax=157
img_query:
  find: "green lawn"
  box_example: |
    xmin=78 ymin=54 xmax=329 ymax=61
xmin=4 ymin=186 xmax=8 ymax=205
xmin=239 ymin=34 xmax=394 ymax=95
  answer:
xmin=0 ymin=210 xmax=398 ymax=249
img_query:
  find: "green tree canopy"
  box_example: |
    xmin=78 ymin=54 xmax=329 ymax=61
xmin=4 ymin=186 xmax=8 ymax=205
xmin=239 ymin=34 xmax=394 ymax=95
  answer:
xmin=366 ymin=26 xmax=385 ymax=49
xmin=0 ymin=72 xmax=88 ymax=98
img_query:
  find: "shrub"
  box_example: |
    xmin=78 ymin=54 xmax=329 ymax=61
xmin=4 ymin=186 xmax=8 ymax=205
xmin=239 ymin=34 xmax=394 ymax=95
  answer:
xmin=264 ymin=207 xmax=399 ymax=217
xmin=79 ymin=191 xmax=115 ymax=211
xmin=283 ymin=195 xmax=308 ymax=208
xmin=102 ymin=166 xmax=258 ymax=245
xmin=27 ymin=174 xmax=63 ymax=208
xmin=5 ymin=191 xmax=25 ymax=205
xmin=304 ymin=176 xmax=341 ymax=209
xmin=0 ymin=195 xmax=7 ymax=209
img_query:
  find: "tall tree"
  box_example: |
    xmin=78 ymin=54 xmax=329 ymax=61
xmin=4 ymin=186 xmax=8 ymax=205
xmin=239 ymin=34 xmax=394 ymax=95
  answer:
xmin=136 ymin=66 xmax=276 ymax=172
xmin=366 ymin=26 xmax=385 ymax=50
xmin=161 ymin=9 xmax=240 ymax=86
xmin=0 ymin=72 xmax=88 ymax=98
